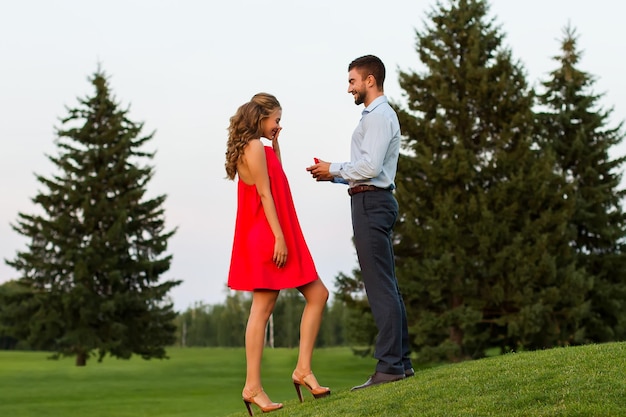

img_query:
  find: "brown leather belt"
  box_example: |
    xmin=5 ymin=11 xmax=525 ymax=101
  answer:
xmin=348 ymin=184 xmax=391 ymax=196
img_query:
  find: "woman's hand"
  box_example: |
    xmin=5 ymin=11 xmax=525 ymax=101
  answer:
xmin=273 ymin=235 xmax=288 ymax=268
xmin=271 ymin=127 xmax=283 ymax=163
xmin=271 ymin=127 xmax=282 ymax=147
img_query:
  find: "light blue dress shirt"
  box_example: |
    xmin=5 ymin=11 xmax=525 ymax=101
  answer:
xmin=329 ymin=95 xmax=400 ymax=189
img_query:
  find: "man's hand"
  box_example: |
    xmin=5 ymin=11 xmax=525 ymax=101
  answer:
xmin=306 ymin=159 xmax=333 ymax=181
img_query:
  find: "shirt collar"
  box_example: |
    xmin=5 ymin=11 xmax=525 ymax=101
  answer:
xmin=362 ymin=95 xmax=387 ymax=115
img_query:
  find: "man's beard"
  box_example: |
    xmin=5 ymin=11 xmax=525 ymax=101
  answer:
xmin=353 ymin=90 xmax=366 ymax=105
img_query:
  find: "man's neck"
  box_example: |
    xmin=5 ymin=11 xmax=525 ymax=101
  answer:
xmin=364 ymin=91 xmax=384 ymax=107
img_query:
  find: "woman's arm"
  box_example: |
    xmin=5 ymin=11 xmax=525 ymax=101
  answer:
xmin=243 ymin=139 xmax=288 ymax=268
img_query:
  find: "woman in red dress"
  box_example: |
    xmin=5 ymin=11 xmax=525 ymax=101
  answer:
xmin=225 ymin=93 xmax=330 ymax=415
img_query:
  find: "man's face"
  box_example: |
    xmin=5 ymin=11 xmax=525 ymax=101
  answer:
xmin=347 ymin=68 xmax=368 ymax=106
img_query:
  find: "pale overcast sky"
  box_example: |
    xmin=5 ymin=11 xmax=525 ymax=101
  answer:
xmin=1 ymin=1 xmax=624 ymax=311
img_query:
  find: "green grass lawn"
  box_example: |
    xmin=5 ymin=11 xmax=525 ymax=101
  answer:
xmin=1 ymin=343 xmax=625 ymax=417
xmin=0 ymin=346 xmax=372 ymax=417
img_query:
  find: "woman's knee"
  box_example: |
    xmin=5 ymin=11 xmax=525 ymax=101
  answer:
xmin=315 ymin=279 xmax=329 ymax=302
xmin=299 ymin=279 xmax=329 ymax=304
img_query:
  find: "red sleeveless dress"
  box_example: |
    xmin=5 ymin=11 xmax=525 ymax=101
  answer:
xmin=228 ymin=146 xmax=319 ymax=291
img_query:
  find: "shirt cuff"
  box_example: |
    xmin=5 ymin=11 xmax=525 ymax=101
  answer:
xmin=329 ymin=162 xmax=342 ymax=177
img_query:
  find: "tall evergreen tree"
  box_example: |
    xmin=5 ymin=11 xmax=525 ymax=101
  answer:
xmin=393 ymin=0 xmax=588 ymax=361
xmin=4 ymin=69 xmax=181 ymax=366
xmin=537 ymin=25 xmax=626 ymax=342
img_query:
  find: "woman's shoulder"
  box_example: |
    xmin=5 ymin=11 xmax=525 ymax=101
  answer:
xmin=241 ymin=139 xmax=269 ymax=166
xmin=244 ymin=139 xmax=271 ymax=157
xmin=244 ymin=138 xmax=266 ymax=151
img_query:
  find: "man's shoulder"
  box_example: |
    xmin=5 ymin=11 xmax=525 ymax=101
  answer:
xmin=368 ymin=96 xmax=395 ymax=113
xmin=370 ymin=99 xmax=399 ymax=121
xmin=366 ymin=95 xmax=387 ymax=109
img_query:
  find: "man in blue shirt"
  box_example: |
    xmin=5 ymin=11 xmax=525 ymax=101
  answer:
xmin=307 ymin=55 xmax=414 ymax=390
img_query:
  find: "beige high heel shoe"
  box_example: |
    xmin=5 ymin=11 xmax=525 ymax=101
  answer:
xmin=242 ymin=388 xmax=283 ymax=416
xmin=292 ymin=370 xmax=331 ymax=402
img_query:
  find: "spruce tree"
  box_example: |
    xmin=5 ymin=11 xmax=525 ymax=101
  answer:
xmin=394 ymin=0 xmax=588 ymax=361
xmin=5 ymin=69 xmax=181 ymax=366
xmin=537 ymin=25 xmax=626 ymax=342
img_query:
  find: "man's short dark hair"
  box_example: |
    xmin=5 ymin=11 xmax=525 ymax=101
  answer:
xmin=348 ymin=55 xmax=385 ymax=90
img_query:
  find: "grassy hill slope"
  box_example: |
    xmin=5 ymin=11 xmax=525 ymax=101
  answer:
xmin=226 ymin=342 xmax=626 ymax=417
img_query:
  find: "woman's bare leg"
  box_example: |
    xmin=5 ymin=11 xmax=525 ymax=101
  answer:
xmin=294 ymin=279 xmax=329 ymax=382
xmin=243 ymin=290 xmax=280 ymax=404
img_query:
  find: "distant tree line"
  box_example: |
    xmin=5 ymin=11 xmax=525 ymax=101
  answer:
xmin=171 ymin=289 xmax=354 ymax=349
xmin=1 ymin=0 xmax=625 ymax=366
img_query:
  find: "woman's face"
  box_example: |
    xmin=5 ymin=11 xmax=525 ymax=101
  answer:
xmin=261 ymin=108 xmax=282 ymax=140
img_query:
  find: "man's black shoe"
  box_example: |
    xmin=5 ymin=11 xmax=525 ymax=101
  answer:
xmin=405 ymin=368 xmax=415 ymax=377
xmin=350 ymin=371 xmax=405 ymax=391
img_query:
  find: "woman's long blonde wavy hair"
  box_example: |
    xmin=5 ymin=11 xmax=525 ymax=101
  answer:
xmin=225 ymin=93 xmax=281 ymax=180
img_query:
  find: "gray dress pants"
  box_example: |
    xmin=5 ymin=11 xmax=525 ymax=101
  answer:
xmin=351 ymin=189 xmax=412 ymax=375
